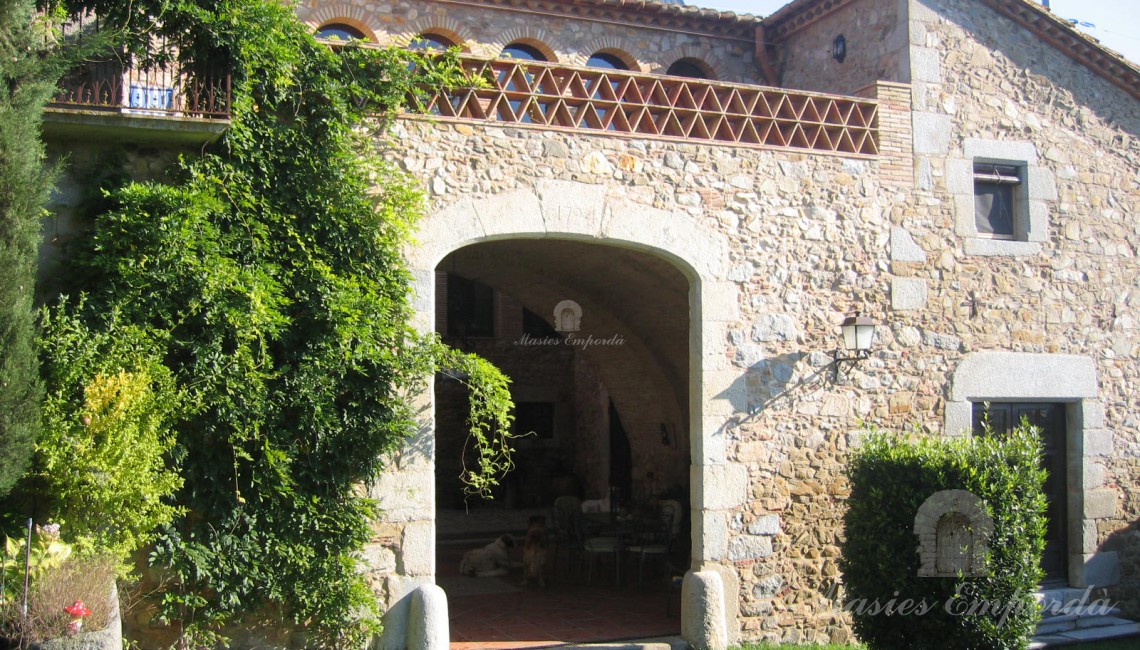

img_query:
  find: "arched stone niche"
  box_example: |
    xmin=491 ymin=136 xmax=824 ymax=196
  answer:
xmin=552 ymin=299 xmax=582 ymax=332
xmin=914 ymin=489 xmax=993 ymax=578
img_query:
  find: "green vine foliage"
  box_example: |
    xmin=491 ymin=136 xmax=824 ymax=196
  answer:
xmin=438 ymin=348 xmax=517 ymax=498
xmin=39 ymin=0 xmax=516 ymax=646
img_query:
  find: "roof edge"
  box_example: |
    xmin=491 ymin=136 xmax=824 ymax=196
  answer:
xmin=761 ymin=0 xmax=1139 ymax=102
xmin=976 ymin=0 xmax=1140 ymax=101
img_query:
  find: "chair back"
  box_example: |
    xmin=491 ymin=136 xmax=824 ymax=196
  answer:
xmin=655 ymin=502 xmax=678 ymax=543
xmin=552 ymin=495 xmax=581 ymax=536
xmin=657 ymin=499 xmax=683 ymax=536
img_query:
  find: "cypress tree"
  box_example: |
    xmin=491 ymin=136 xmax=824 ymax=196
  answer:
xmin=0 ymin=0 xmax=56 ymax=495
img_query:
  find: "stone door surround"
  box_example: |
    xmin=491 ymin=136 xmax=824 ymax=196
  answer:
xmin=944 ymin=352 xmax=1118 ymax=589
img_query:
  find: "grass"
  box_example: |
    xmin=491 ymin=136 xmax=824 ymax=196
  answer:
xmin=734 ymin=638 xmax=1140 ymax=650
xmin=736 ymin=644 xmax=865 ymax=650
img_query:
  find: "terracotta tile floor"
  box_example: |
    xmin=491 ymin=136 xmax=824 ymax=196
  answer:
xmin=438 ymin=543 xmax=682 ymax=650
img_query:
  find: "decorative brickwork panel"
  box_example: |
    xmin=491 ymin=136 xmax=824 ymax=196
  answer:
xmin=412 ymin=56 xmax=880 ymax=156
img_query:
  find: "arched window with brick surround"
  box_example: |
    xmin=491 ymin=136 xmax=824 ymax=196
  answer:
xmin=316 ymin=22 xmax=367 ymax=42
xmin=587 ymin=51 xmax=630 ymax=70
xmin=501 ymin=42 xmax=547 ymax=61
xmin=665 ymin=57 xmax=714 ymax=80
xmin=410 ymin=32 xmax=456 ymax=52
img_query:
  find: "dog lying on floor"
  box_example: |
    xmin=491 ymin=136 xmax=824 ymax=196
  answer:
xmin=459 ymin=534 xmax=515 ymax=577
xmin=521 ymin=515 xmax=549 ymax=587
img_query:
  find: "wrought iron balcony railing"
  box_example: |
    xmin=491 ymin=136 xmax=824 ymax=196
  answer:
xmin=51 ymin=58 xmax=232 ymax=120
xmin=413 ymin=56 xmax=879 ymax=156
xmin=47 ymin=13 xmax=231 ymax=120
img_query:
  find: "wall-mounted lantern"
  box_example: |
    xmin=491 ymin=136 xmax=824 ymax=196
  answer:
xmin=833 ymin=311 xmax=876 ymax=382
xmin=832 ymin=34 xmax=848 ymax=63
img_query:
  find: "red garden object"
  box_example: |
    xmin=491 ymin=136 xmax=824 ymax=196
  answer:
xmin=63 ymin=600 xmax=91 ymax=635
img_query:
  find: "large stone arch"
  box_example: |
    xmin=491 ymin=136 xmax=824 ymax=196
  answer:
xmin=375 ymin=179 xmax=746 ymax=649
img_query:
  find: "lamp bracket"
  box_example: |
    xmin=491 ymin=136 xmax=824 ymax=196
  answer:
xmin=831 ymin=348 xmax=870 ymax=383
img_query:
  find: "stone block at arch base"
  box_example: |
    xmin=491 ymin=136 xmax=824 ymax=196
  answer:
xmin=681 ymin=571 xmax=729 ymax=650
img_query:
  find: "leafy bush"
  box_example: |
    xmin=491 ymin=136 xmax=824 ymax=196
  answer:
xmin=34 ymin=304 xmax=183 ymax=561
xmin=38 ymin=1 xmax=508 ymax=646
xmin=840 ymin=424 xmax=1047 ymax=650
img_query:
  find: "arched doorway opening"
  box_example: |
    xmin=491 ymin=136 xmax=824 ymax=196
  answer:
xmin=433 ymin=239 xmax=692 ymax=647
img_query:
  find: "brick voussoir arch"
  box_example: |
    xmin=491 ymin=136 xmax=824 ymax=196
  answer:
xmin=485 ymin=27 xmax=563 ymax=63
xmin=394 ymin=17 xmax=475 ymax=52
xmin=302 ymin=3 xmax=378 ymax=42
xmin=570 ymin=36 xmax=646 ymax=72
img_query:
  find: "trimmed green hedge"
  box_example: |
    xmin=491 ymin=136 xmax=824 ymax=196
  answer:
xmin=840 ymin=425 xmax=1047 ymax=649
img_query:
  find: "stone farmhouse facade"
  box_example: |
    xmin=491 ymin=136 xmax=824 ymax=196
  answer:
xmin=43 ymin=0 xmax=1139 ymax=647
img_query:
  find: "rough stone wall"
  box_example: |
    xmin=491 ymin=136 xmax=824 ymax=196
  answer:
xmin=388 ymin=4 xmax=1140 ymax=632
xmin=899 ymin=0 xmax=1139 ymax=615
xmin=295 ymin=0 xmax=761 ymax=83
xmin=777 ymin=0 xmax=910 ymax=95
xmin=390 ymin=114 xmax=893 ymax=644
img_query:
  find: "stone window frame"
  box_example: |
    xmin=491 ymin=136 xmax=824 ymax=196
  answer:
xmin=586 ymin=50 xmax=634 ymax=71
xmin=946 ymin=139 xmax=1056 ymax=257
xmin=500 ymin=41 xmax=554 ymax=62
xmin=944 ymin=352 xmax=1118 ymax=589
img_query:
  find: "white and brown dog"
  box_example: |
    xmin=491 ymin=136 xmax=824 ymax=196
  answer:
xmin=459 ymin=534 xmax=515 ymax=577
xmin=520 ymin=515 xmax=549 ymax=587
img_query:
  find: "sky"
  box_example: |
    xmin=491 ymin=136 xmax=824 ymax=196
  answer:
xmin=690 ymin=0 xmax=1140 ymax=64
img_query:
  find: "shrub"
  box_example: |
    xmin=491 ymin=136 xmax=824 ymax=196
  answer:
xmin=840 ymin=423 xmax=1047 ymax=650
xmin=33 ymin=303 xmax=184 ymax=562
xmin=38 ymin=1 xmax=503 ymax=645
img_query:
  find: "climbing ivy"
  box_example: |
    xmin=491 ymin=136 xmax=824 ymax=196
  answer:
xmin=37 ymin=0 xmax=516 ymax=645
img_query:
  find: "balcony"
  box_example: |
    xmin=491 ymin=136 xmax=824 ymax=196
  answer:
xmin=44 ymin=15 xmax=231 ymax=145
xmin=411 ymin=56 xmax=880 ymax=156
xmin=51 ymin=59 xmax=231 ymax=119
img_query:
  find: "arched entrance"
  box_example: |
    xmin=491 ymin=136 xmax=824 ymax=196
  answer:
xmin=434 ymin=239 xmax=690 ymax=646
xmin=377 ymin=179 xmax=744 ymax=650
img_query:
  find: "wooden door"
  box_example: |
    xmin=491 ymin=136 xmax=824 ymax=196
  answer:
xmin=972 ymin=402 xmax=1068 ymax=583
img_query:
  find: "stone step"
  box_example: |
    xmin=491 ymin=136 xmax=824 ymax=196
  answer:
xmin=1037 ymin=614 xmax=1131 ymax=635
xmin=1031 ymin=620 xmax=1140 ymax=647
xmin=1040 ymin=605 xmax=1122 ymax=621
xmin=1035 ymin=587 xmax=1119 ymax=618
xmin=567 ymin=637 xmax=687 ymax=650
